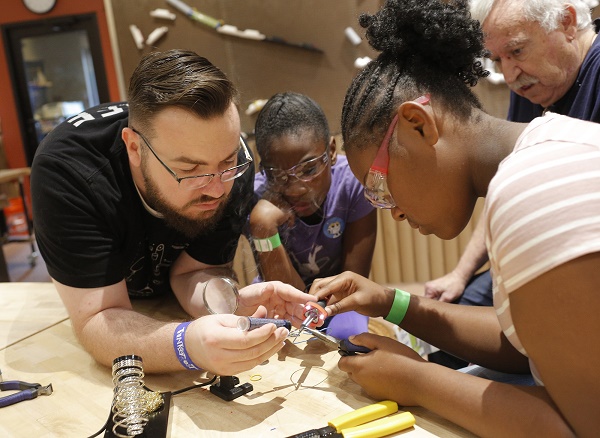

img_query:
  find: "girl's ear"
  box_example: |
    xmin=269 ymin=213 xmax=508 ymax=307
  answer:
xmin=328 ymin=135 xmax=338 ymax=165
xmin=397 ymin=99 xmax=439 ymax=146
xmin=122 ymin=127 xmax=142 ymax=167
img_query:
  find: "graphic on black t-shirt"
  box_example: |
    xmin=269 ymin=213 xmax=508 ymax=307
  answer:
xmin=126 ymin=240 xmax=189 ymax=297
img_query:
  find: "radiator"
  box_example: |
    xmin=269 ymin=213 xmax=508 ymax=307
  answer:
xmin=370 ymin=199 xmax=485 ymax=284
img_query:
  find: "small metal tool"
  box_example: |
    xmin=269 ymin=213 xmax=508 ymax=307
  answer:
xmin=0 ymin=369 xmax=53 ymax=408
xmin=299 ymin=299 xmax=328 ymax=334
xmin=302 ymin=326 xmax=372 ymax=356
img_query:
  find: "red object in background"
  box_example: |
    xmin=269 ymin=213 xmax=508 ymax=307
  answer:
xmin=3 ymin=197 xmax=29 ymax=237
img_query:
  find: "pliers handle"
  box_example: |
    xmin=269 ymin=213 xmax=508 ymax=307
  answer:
xmin=0 ymin=380 xmax=53 ymax=408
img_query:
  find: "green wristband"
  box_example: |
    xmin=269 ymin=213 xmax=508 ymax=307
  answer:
xmin=253 ymin=233 xmax=282 ymax=252
xmin=384 ymin=288 xmax=411 ymax=325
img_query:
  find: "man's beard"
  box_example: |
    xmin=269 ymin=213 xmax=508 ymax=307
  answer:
xmin=142 ymin=169 xmax=229 ymax=239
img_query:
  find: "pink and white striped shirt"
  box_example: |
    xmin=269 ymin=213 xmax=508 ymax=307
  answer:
xmin=484 ymin=113 xmax=600 ymax=385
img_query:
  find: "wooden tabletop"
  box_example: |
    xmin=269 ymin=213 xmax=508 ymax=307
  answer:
xmin=0 ymin=282 xmax=68 ymax=349
xmin=0 ymin=282 xmax=475 ymax=438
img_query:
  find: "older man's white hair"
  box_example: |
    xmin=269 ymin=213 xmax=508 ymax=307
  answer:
xmin=469 ymin=0 xmax=594 ymax=32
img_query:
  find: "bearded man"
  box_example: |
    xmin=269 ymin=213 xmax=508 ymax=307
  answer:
xmin=31 ymin=49 xmax=313 ymax=375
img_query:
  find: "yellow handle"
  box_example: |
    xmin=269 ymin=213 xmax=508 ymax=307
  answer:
xmin=341 ymin=411 xmax=416 ymax=438
xmin=328 ymin=400 xmax=398 ymax=431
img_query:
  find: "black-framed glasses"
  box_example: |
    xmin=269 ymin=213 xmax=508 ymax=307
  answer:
xmin=131 ymin=128 xmax=253 ymax=191
xmin=260 ymin=149 xmax=329 ymax=186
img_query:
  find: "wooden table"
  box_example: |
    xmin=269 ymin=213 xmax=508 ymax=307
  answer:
xmin=0 ymin=282 xmax=475 ymax=438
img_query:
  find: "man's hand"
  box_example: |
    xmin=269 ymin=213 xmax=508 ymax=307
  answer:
xmin=424 ymin=271 xmax=468 ymax=302
xmin=237 ymin=281 xmax=315 ymax=327
xmin=184 ymin=313 xmax=290 ymax=375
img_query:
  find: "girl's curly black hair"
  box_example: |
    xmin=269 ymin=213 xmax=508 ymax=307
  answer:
xmin=341 ymin=0 xmax=489 ymax=151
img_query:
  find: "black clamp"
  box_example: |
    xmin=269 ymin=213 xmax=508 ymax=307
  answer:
xmin=210 ymin=375 xmax=253 ymax=401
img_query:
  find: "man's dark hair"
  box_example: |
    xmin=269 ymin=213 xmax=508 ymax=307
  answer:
xmin=128 ymin=49 xmax=238 ymax=135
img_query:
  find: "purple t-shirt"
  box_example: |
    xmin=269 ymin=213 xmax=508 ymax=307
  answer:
xmin=254 ymin=155 xmax=374 ymax=286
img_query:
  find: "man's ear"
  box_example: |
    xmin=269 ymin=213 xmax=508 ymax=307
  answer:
xmin=122 ymin=127 xmax=142 ymax=167
xmin=397 ymin=100 xmax=439 ymax=146
xmin=328 ymin=135 xmax=338 ymax=165
xmin=561 ymin=5 xmax=578 ymax=40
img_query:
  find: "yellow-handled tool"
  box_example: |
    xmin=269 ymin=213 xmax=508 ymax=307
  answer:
xmin=286 ymin=400 xmax=415 ymax=438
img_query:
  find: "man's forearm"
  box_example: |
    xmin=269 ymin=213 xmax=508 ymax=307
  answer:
xmin=78 ymin=307 xmax=184 ymax=373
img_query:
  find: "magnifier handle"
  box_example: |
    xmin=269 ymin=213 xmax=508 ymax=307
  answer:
xmin=237 ymin=317 xmax=291 ymax=331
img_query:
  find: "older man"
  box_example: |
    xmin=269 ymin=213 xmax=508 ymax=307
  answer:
xmin=425 ymin=0 xmax=600 ymax=308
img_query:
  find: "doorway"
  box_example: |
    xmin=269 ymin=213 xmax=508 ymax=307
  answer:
xmin=2 ymin=13 xmax=110 ymax=165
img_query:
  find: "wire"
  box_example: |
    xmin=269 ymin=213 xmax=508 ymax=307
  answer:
xmin=171 ymin=375 xmax=217 ymax=395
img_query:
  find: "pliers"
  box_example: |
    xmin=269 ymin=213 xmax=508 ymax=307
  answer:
xmin=302 ymin=326 xmax=372 ymax=356
xmin=286 ymin=400 xmax=415 ymax=438
xmin=0 ymin=370 xmax=53 ymax=408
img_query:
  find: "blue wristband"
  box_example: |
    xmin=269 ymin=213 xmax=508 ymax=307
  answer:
xmin=173 ymin=322 xmax=201 ymax=371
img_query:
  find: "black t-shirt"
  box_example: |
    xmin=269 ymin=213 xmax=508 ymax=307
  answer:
xmin=31 ymin=102 xmax=254 ymax=297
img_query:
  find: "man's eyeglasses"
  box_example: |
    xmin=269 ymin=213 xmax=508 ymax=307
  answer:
xmin=260 ymin=149 xmax=329 ymax=186
xmin=364 ymin=95 xmax=430 ymax=209
xmin=131 ymin=128 xmax=253 ymax=191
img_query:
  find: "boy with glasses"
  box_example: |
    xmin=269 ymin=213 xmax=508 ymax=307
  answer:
xmin=30 ymin=50 xmax=315 ymax=375
xmin=249 ymin=92 xmax=377 ymax=337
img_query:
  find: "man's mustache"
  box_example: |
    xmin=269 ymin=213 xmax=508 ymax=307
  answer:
xmin=508 ymin=74 xmax=539 ymax=92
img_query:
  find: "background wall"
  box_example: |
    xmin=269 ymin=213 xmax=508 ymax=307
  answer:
xmin=108 ymin=0 xmax=381 ymax=134
xmin=0 ymin=0 xmax=122 ymax=170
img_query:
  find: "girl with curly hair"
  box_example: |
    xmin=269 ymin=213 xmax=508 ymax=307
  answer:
xmin=310 ymin=0 xmax=600 ymax=435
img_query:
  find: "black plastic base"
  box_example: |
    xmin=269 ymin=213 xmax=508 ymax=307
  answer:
xmin=104 ymin=391 xmax=171 ymax=438
xmin=209 ymin=375 xmax=253 ymax=401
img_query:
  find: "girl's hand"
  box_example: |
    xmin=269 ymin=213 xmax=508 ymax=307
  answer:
xmin=309 ymin=271 xmax=395 ymax=318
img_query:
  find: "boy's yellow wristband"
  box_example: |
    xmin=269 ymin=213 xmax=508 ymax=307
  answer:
xmin=384 ymin=288 xmax=411 ymax=325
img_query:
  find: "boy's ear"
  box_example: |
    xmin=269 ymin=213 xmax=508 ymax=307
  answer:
xmin=329 ymin=135 xmax=338 ymax=165
xmin=397 ymin=100 xmax=438 ymax=146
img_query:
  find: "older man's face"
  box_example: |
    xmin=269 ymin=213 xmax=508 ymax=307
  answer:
xmin=483 ymin=4 xmax=580 ymax=108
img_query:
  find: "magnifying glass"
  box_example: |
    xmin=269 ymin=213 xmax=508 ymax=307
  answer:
xmin=202 ymin=277 xmax=239 ymax=314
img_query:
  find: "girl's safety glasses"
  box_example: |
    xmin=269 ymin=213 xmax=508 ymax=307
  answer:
xmin=364 ymin=95 xmax=430 ymax=209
